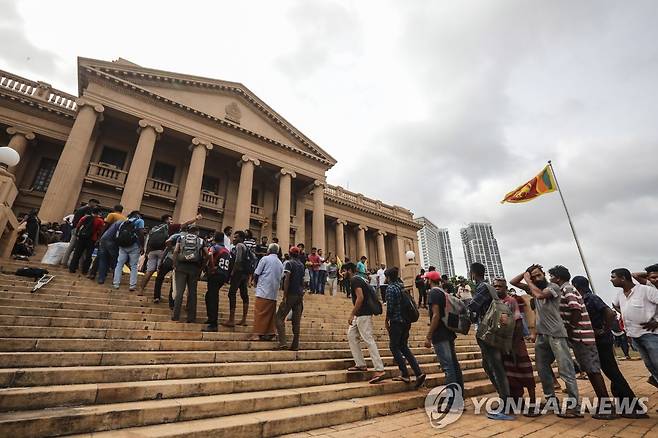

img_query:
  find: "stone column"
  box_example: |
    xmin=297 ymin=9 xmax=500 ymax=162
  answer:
xmin=357 ymin=225 xmax=368 ymax=260
xmin=6 ymin=127 xmax=35 ymax=175
xmin=376 ymin=230 xmax=387 ymax=267
xmin=39 ymin=98 xmax=104 ymax=222
xmin=178 ymin=138 xmax=213 ymax=221
xmin=276 ymin=168 xmax=296 ymax=253
xmin=335 ymin=219 xmax=347 ymax=262
xmin=120 ymin=119 xmax=163 ymax=212
xmin=312 ymin=180 xmax=326 ymax=250
xmin=234 ymin=155 xmax=260 ymax=231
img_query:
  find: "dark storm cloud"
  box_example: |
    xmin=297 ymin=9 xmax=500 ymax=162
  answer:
xmin=0 ymin=0 xmax=59 ymax=75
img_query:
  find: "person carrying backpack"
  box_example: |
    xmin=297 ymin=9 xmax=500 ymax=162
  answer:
xmin=425 ymin=270 xmax=465 ymax=397
xmin=222 ymin=230 xmax=250 ymax=327
xmin=68 ymin=207 xmax=104 ymax=275
xmin=467 ymin=262 xmax=515 ymax=420
xmin=139 ymin=213 xmax=202 ymax=296
xmin=344 ymin=262 xmax=386 ymax=384
xmin=112 ymin=211 xmax=145 ymax=291
xmin=203 ymin=231 xmax=231 ymax=331
xmin=385 ymin=267 xmax=426 ymax=388
xmin=171 ymin=225 xmax=207 ymax=323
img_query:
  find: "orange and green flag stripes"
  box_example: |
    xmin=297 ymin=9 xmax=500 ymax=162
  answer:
xmin=501 ymin=165 xmax=557 ymax=204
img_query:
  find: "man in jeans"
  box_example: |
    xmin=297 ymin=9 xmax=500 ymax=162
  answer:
xmin=112 ymin=211 xmax=145 ymax=291
xmin=574 ymin=275 xmax=648 ymax=418
xmin=171 ymin=225 xmax=207 ymax=323
xmin=203 ymin=231 xmax=231 ymax=332
xmin=386 ymin=267 xmax=426 ymax=388
xmin=511 ymin=264 xmax=580 ymax=418
xmin=425 ymin=270 xmax=464 ymax=398
xmin=61 ymin=199 xmax=99 ymax=267
xmin=344 ymin=262 xmax=386 ymax=384
xmin=307 ymin=247 xmax=321 ymax=293
xmin=95 ymin=219 xmax=122 ymax=284
xmin=68 ymin=207 xmax=104 ymax=275
xmin=467 ymin=262 xmax=514 ymax=420
xmin=611 ymin=268 xmax=658 ymax=390
xmin=275 ymin=246 xmax=305 ymax=350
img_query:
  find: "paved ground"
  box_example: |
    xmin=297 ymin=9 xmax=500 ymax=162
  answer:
xmin=285 ymin=359 xmax=658 ymax=438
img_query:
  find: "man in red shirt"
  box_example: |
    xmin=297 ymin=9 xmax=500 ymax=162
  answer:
xmin=307 ymin=247 xmax=321 ymax=294
xmin=69 ymin=207 xmax=105 ymax=275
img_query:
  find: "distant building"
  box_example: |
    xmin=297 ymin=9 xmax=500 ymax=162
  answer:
xmin=437 ymin=228 xmax=456 ymax=278
xmin=415 ymin=217 xmax=455 ymax=277
xmin=460 ymin=222 xmax=505 ymax=281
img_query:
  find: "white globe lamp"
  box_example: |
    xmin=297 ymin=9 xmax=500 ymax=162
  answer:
xmin=405 ymin=250 xmax=415 ymax=262
xmin=0 ymin=147 xmax=20 ymax=169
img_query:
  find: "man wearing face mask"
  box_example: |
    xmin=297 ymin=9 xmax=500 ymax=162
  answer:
xmin=511 ymin=264 xmax=581 ymax=418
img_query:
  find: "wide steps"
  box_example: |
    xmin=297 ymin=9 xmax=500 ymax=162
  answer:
xmin=0 ymin=370 xmax=492 ymax=437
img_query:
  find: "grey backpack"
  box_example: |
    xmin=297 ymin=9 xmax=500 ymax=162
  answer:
xmin=475 ymin=284 xmax=515 ymax=352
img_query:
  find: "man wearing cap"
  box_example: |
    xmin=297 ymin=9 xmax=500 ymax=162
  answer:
xmin=275 ymin=246 xmax=305 ymax=350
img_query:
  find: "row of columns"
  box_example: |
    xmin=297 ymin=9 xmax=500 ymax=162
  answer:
xmin=24 ymin=97 xmax=405 ymax=269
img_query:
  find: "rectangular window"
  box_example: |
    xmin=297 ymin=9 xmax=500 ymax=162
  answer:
xmin=31 ymin=158 xmax=57 ymax=192
xmin=99 ymin=146 xmax=127 ymax=169
xmin=202 ymin=175 xmax=219 ymax=194
xmin=152 ymin=161 xmax=176 ymax=183
xmin=251 ymin=188 xmax=260 ymax=206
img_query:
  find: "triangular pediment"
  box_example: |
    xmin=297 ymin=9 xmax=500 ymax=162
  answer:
xmin=77 ymin=58 xmax=336 ymax=167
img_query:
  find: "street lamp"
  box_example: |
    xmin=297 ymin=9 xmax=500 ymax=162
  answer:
xmin=0 ymin=147 xmax=20 ymax=169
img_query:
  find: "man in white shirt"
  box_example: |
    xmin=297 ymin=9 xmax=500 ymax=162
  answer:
xmin=376 ymin=264 xmax=387 ymax=303
xmin=611 ymin=268 xmax=658 ymax=389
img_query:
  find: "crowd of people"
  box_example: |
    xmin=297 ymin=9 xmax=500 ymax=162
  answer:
xmin=412 ymin=261 xmax=658 ymax=420
xmin=22 ymin=198 xmax=658 ymax=421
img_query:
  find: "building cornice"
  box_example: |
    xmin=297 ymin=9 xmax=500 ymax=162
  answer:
xmin=77 ymin=58 xmax=336 ymax=168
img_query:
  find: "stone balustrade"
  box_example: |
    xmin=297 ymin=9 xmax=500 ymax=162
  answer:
xmin=85 ymin=162 xmax=127 ymax=187
xmin=199 ymin=190 xmax=224 ymax=211
xmin=144 ymin=178 xmax=178 ymax=202
xmin=324 ymin=183 xmax=414 ymax=222
xmin=0 ymin=70 xmax=77 ymax=112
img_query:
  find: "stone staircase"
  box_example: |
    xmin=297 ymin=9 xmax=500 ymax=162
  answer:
xmin=0 ymin=258 xmax=505 ymax=437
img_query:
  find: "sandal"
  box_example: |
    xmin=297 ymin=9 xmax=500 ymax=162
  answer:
xmin=369 ymin=373 xmax=386 ymax=384
xmin=347 ymin=366 xmax=367 ymax=372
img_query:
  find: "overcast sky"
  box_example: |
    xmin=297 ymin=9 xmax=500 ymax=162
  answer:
xmin=2 ymin=0 xmax=657 ymax=302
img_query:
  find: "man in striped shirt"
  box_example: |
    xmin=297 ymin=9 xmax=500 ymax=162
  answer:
xmin=549 ymin=265 xmax=615 ymax=419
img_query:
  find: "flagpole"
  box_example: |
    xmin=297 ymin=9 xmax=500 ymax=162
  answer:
xmin=548 ymin=160 xmax=595 ymax=292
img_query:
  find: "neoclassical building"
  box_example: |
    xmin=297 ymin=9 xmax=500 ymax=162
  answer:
xmin=0 ymin=58 xmax=420 ymax=271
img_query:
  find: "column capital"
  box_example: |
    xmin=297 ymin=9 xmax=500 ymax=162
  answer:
xmin=335 ymin=218 xmax=348 ymax=226
xmin=377 ymin=230 xmax=387 ymax=237
xmin=6 ymin=126 xmax=35 ymax=141
xmin=75 ymin=98 xmax=105 ymax=114
xmin=279 ymin=168 xmax=297 ymax=178
xmin=238 ymin=154 xmax=260 ymax=167
xmin=190 ymin=137 xmax=213 ymax=152
xmin=358 ymin=224 xmax=369 ymax=232
xmin=313 ymin=179 xmax=326 ymax=188
xmin=138 ymin=119 xmax=164 ymax=136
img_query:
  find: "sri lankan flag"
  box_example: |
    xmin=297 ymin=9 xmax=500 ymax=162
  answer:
xmin=501 ymin=165 xmax=557 ymax=204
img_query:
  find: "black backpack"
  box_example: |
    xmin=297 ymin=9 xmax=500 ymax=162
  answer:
xmin=116 ymin=220 xmax=138 ymax=247
xmin=354 ymin=276 xmax=383 ymax=316
xmin=245 ymin=247 xmax=258 ymax=274
xmin=147 ymin=223 xmax=169 ymax=251
xmin=77 ymin=215 xmax=94 ymax=239
xmin=400 ymin=287 xmax=420 ymax=323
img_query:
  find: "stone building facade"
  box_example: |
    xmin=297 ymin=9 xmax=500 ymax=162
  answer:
xmin=0 ymin=58 xmax=421 ymax=271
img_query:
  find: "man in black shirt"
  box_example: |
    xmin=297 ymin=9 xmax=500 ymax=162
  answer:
xmin=255 ymin=236 xmax=268 ymax=261
xmin=425 ymin=270 xmax=464 ymax=390
xmin=275 ymin=246 xmax=305 ymax=350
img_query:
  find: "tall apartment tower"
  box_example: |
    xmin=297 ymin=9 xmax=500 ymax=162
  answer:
xmin=415 ymin=217 xmax=456 ymax=277
xmin=460 ymin=222 xmax=505 ymax=281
